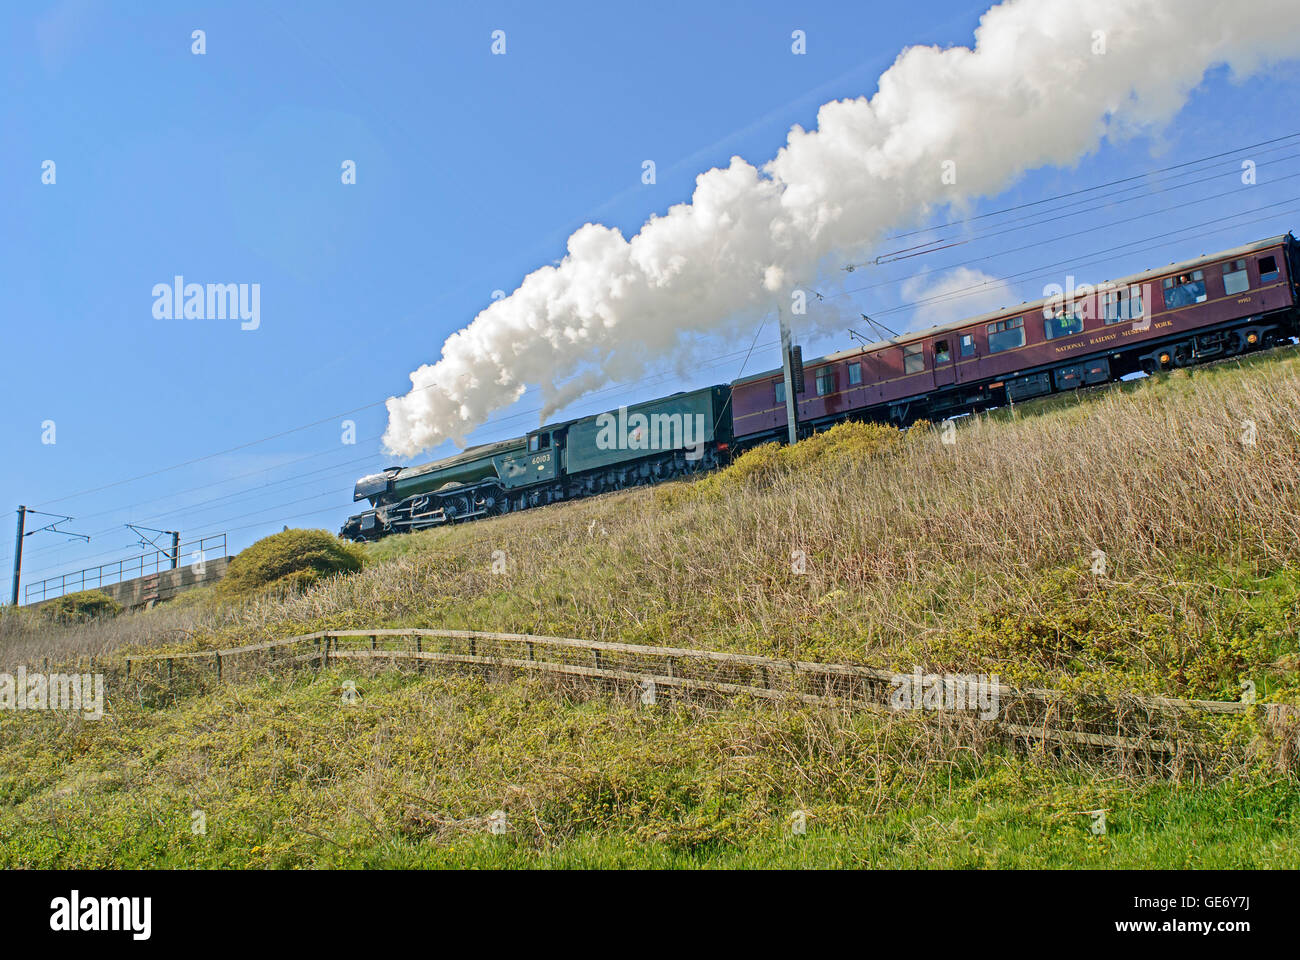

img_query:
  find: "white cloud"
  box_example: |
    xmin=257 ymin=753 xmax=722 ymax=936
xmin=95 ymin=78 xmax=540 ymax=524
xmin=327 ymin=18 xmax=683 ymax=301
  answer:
xmin=900 ymin=267 xmax=1019 ymax=331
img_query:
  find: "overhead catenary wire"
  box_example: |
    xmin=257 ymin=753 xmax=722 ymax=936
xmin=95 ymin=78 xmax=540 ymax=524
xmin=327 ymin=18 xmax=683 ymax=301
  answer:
xmin=16 ymin=336 xmax=775 ymax=541
xmin=8 ymin=340 xmax=782 ymax=576
xmin=12 ymin=136 xmax=1299 ymax=582
xmin=35 ymin=132 xmax=1295 ymax=514
xmin=867 ymin=149 xmax=1300 ymax=266
xmin=852 ymin=130 xmax=1300 ymax=262
xmin=840 ymin=198 xmax=1300 ymax=326
xmin=44 ymin=192 xmax=1300 ymax=579
xmin=835 ymin=160 xmax=1300 ymax=301
xmin=15 ymin=192 xmax=1295 ymax=579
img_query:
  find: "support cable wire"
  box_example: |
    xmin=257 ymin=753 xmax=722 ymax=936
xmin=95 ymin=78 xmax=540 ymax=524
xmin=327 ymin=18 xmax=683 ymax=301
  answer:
xmin=33 ymin=133 xmax=1295 ymax=513
xmin=12 ymin=149 xmax=1300 ymax=573
xmin=13 ymin=195 xmax=1295 ymax=577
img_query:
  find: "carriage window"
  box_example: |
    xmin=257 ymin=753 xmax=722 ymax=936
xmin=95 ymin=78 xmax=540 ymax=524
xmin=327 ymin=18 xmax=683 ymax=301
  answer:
xmin=960 ymin=333 xmax=976 ymax=357
xmin=815 ymin=366 xmax=834 ymax=396
xmin=902 ymin=343 xmax=924 ymax=374
xmin=1258 ymin=255 xmax=1279 ymax=283
xmin=848 ymin=362 xmax=862 ymax=385
xmin=1162 ymin=270 xmax=1207 ymax=309
xmin=934 ymin=340 xmax=951 ymax=364
xmin=1103 ymin=289 xmax=1144 ymax=323
xmin=1044 ymin=304 xmax=1085 ymax=340
xmin=1102 ymin=292 xmax=1118 ymax=323
xmin=1222 ymin=259 xmax=1250 ymax=295
xmin=986 ymin=316 xmax=1025 ymax=353
xmin=774 ymin=380 xmax=785 ymax=405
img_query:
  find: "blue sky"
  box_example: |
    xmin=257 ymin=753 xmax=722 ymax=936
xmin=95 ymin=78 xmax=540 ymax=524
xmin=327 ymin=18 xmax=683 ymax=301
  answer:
xmin=4 ymin=0 xmax=1299 ymax=600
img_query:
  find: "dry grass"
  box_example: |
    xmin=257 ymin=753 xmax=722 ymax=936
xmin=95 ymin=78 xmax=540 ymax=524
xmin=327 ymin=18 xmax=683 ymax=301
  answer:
xmin=4 ymin=353 xmax=1300 ymax=867
xmin=7 ymin=352 xmax=1300 ymax=704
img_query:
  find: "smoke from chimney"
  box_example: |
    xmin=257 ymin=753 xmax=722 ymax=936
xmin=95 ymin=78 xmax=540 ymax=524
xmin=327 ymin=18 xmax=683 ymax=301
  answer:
xmin=383 ymin=0 xmax=1300 ymax=458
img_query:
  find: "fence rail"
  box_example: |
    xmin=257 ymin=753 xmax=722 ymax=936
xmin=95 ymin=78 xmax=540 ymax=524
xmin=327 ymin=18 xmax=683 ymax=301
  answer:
xmin=24 ymin=534 xmax=227 ymax=605
xmin=124 ymin=628 xmax=1298 ymax=761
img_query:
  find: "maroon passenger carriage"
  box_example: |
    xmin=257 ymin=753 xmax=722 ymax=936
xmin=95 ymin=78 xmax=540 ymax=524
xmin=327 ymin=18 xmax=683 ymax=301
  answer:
xmin=341 ymin=234 xmax=1300 ymax=540
xmin=731 ymin=235 xmax=1300 ymax=448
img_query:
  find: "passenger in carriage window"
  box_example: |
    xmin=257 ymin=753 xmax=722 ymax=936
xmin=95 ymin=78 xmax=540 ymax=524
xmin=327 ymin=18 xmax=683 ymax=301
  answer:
xmin=1164 ymin=276 xmax=1192 ymax=308
xmin=1043 ymin=304 xmax=1084 ymax=340
xmin=1162 ymin=271 xmax=1207 ymax=309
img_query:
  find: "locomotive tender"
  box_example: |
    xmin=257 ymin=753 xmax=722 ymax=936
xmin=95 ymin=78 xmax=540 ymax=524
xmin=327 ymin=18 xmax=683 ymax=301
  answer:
xmin=342 ymin=387 xmax=731 ymax=540
xmin=342 ymin=234 xmax=1300 ymax=541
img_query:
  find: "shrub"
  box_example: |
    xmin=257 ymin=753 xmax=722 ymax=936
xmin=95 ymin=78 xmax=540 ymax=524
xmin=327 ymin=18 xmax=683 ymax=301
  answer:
xmin=216 ymin=529 xmax=364 ymax=600
xmin=41 ymin=590 xmax=123 ymax=624
xmin=657 ymin=419 xmax=901 ymax=506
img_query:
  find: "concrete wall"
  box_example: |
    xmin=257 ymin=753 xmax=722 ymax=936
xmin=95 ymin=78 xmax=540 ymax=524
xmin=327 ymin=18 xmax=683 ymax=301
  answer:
xmin=36 ymin=557 xmax=233 ymax=611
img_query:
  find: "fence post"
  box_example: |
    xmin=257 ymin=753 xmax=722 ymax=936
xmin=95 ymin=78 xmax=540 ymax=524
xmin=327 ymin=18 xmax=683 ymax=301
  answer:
xmin=215 ymin=653 xmax=222 ymax=681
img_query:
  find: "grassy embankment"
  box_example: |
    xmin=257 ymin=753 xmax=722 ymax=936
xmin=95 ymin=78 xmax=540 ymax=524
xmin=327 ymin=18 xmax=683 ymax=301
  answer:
xmin=2 ymin=350 xmax=1299 ymax=867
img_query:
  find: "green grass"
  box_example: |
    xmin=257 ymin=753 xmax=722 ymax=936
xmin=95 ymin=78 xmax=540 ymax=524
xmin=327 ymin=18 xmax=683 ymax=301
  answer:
xmin=4 ymin=350 xmax=1300 ymax=868
xmin=2 ymin=668 xmax=1295 ymax=869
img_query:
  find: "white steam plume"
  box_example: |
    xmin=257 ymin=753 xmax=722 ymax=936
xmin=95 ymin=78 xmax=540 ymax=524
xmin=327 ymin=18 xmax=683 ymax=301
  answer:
xmin=384 ymin=0 xmax=1300 ymax=457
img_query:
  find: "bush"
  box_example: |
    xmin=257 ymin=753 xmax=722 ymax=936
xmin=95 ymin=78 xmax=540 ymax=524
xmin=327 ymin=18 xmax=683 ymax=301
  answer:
xmin=41 ymin=590 xmax=123 ymax=624
xmin=657 ymin=419 xmax=901 ymax=506
xmin=216 ymin=529 xmax=365 ymax=600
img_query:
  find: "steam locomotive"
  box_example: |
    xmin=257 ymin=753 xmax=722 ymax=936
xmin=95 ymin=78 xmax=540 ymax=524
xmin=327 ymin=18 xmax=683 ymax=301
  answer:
xmin=342 ymin=233 xmax=1300 ymax=541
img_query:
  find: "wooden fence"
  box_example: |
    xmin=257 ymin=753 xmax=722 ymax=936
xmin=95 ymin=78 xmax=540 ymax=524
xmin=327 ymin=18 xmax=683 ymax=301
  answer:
xmin=123 ymin=628 xmax=1298 ymax=762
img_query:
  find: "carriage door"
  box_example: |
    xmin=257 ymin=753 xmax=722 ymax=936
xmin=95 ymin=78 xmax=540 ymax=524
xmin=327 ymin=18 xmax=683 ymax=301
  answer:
xmin=932 ymin=338 xmax=955 ymax=389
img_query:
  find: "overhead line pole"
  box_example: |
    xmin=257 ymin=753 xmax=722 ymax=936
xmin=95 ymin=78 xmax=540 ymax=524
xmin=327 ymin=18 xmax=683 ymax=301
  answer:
xmin=9 ymin=508 xmax=89 ymax=606
xmin=10 ymin=506 xmax=26 ymax=606
xmin=126 ymin=523 xmax=181 ymax=571
xmin=778 ymin=306 xmax=800 ymax=446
